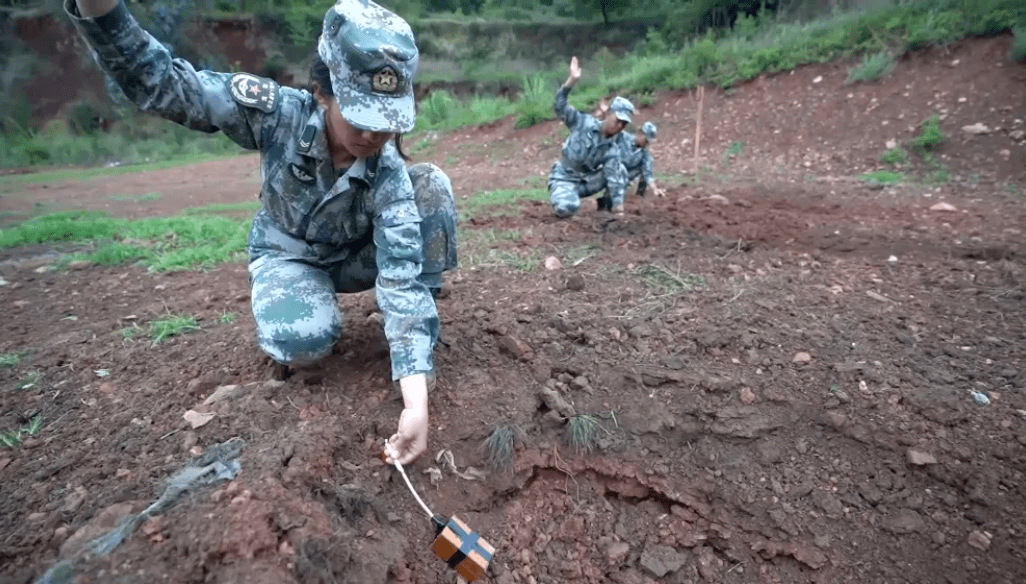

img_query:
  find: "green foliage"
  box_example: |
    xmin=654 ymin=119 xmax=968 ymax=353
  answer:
xmin=219 ymin=312 xmax=238 ymax=325
xmin=880 ymin=146 xmax=909 ymax=167
xmin=514 ymin=74 xmax=555 ymax=129
xmin=1012 ymin=27 xmax=1026 ymax=62
xmin=846 ymin=51 xmax=895 ymax=84
xmin=1 ymin=414 xmax=44 ymax=449
xmin=149 ymin=315 xmax=200 ymax=345
xmin=566 ymin=414 xmax=601 ymax=453
xmin=0 ymin=210 xmax=250 ymax=272
xmin=483 ymin=424 xmax=523 ymax=469
xmin=16 ymin=371 xmax=40 ymax=391
xmin=861 ymin=170 xmax=904 ymax=184
xmin=0 ymin=352 xmax=22 ymax=368
xmin=911 ymin=115 xmax=945 ymax=154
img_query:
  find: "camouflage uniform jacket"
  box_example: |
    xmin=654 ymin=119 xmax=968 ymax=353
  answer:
xmin=66 ymin=0 xmax=437 ymax=380
xmin=550 ymin=85 xmax=626 ymax=200
xmin=617 ymin=134 xmax=655 ymax=186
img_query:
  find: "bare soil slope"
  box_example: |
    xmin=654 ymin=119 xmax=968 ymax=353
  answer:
xmin=1 ymin=34 xmax=1025 ymax=584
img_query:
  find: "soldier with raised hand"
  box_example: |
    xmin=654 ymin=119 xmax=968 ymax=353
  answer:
xmin=619 ymin=121 xmax=667 ymax=199
xmin=548 ymin=56 xmax=635 ymax=218
xmin=67 ymin=0 xmax=458 ymax=465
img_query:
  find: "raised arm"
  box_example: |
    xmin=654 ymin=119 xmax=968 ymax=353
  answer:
xmin=67 ymin=0 xmax=278 ymax=151
xmin=554 ymin=56 xmax=584 ymax=128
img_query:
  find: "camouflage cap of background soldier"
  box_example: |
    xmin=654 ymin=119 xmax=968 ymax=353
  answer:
xmin=317 ymin=0 xmax=419 ymax=133
xmin=609 ymin=96 xmax=635 ymax=124
xmin=641 ymin=121 xmax=658 ymax=142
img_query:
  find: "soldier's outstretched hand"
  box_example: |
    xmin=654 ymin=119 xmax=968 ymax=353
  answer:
xmin=566 ymin=56 xmax=582 ymax=87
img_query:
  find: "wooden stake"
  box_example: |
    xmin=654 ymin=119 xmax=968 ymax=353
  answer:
xmin=694 ymin=85 xmax=704 ymax=175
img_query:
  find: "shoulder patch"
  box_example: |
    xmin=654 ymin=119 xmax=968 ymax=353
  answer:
xmin=290 ymin=163 xmax=316 ymax=185
xmin=228 ymin=73 xmax=279 ymax=113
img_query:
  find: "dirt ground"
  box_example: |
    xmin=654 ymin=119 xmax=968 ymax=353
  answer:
xmin=2 ymin=34 xmax=1025 ymax=584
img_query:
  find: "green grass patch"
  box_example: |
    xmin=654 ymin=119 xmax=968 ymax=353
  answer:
xmin=639 ymin=264 xmax=706 ymax=295
xmin=0 ymin=352 xmax=22 ymax=368
xmin=566 ymin=414 xmax=601 ymax=453
xmin=483 ymin=424 xmax=524 ymax=469
xmin=108 ymin=192 xmax=162 ymax=203
xmin=846 ymin=51 xmax=895 ymax=84
xmin=15 ymin=371 xmax=41 ymax=391
xmin=720 ymin=141 xmax=745 ymax=167
xmin=880 ymin=146 xmax=910 ymax=167
xmin=181 ymin=201 xmax=262 ymax=216
xmin=861 ymin=170 xmax=905 ymax=184
xmin=219 ymin=312 xmax=238 ymax=325
xmin=0 ymin=210 xmax=251 ymax=271
xmin=149 ymin=315 xmax=199 ymax=344
xmin=459 ymin=188 xmax=549 ymax=221
xmin=1 ymin=414 xmax=44 ymax=449
xmin=911 ymin=114 xmax=945 ymax=154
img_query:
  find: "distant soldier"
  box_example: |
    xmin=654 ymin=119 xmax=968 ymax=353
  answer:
xmin=67 ymin=0 xmax=458 ymax=465
xmin=548 ymin=56 xmax=634 ymax=218
xmin=619 ymin=121 xmax=666 ymax=198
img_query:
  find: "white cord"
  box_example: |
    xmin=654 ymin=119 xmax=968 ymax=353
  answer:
xmin=389 ymin=445 xmax=435 ymax=520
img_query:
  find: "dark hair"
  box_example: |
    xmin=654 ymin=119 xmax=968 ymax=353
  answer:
xmin=309 ymin=50 xmax=410 ymax=161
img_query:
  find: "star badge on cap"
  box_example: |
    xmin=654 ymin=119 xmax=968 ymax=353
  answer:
xmin=372 ymin=67 xmax=399 ymax=93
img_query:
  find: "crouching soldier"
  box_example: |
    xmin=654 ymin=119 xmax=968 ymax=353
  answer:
xmin=620 ymin=121 xmax=666 ymax=199
xmin=547 ymin=56 xmax=634 ymax=218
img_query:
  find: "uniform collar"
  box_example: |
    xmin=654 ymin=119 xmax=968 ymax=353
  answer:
xmin=297 ymin=107 xmax=331 ymax=162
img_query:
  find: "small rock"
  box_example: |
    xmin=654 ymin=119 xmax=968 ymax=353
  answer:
xmin=606 ymin=542 xmax=630 ymax=566
xmin=98 ymin=382 xmax=118 ymax=395
xmin=707 ymin=194 xmax=730 ymax=205
xmin=967 ymin=530 xmax=991 ymax=551
xmin=971 ymin=391 xmax=990 ymax=406
xmin=639 ymin=544 xmax=688 ymax=577
xmin=181 ymin=431 xmax=199 ymax=452
xmin=543 ymin=256 xmax=563 ymax=271
xmin=906 ymin=449 xmax=938 ymax=466
xmin=792 ymin=352 xmax=812 ymax=364
xmin=565 ymin=274 xmax=585 ymax=291
xmin=932 ymin=531 xmax=946 ymax=546
xmin=930 ymin=202 xmax=958 ymax=212
xmin=961 ymin=123 xmax=990 ymax=135
xmin=54 ymin=526 xmax=71 ymax=540
xmin=13 ymin=300 xmax=31 ymax=309
xmin=0 ymin=457 xmax=11 ymax=472
xmin=62 ymin=486 xmax=89 ymax=515
xmin=739 ymin=387 xmax=756 ymax=405
xmin=28 ymin=512 xmax=47 ymax=522
xmin=498 ymin=335 xmax=533 ymax=361
xmin=812 ymin=76 xmax=823 ymax=83
xmin=1010 ymin=130 xmax=1025 ymax=141
xmin=882 ymin=509 xmax=926 ymax=534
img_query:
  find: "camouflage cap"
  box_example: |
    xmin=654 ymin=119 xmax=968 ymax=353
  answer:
xmin=609 ymin=96 xmax=635 ymax=124
xmin=641 ymin=121 xmax=658 ymax=142
xmin=318 ymin=0 xmax=419 ymax=133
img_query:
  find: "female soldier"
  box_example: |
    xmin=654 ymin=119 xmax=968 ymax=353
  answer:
xmin=619 ymin=121 xmax=667 ymax=199
xmin=547 ymin=56 xmax=634 ymax=218
xmin=67 ymin=0 xmax=457 ymax=465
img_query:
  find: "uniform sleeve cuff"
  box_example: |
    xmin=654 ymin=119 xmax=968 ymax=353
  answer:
xmin=65 ymin=0 xmax=133 ymax=36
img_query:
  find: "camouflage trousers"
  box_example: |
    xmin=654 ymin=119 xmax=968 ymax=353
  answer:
xmin=248 ymin=163 xmax=457 ymax=367
xmin=548 ymin=160 xmax=626 ymax=218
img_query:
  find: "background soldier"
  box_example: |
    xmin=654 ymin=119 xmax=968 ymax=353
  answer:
xmin=620 ymin=121 xmax=667 ymax=198
xmin=547 ymin=56 xmax=634 ymax=218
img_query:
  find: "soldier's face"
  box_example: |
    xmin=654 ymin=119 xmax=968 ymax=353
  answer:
xmin=319 ymin=93 xmax=394 ymax=160
xmin=602 ymin=113 xmax=627 ymax=137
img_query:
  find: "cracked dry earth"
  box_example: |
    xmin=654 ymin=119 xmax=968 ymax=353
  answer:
xmin=2 ymin=33 xmax=1026 ymax=584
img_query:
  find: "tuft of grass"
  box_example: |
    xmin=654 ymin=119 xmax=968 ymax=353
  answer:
xmin=861 ymin=170 xmax=904 ymax=184
xmin=149 ymin=315 xmax=200 ymax=345
xmin=16 ymin=371 xmax=41 ymax=391
xmin=639 ymin=264 xmax=706 ymax=295
xmin=483 ymin=424 xmax=524 ymax=469
xmin=910 ymin=114 xmax=944 ymax=154
xmin=0 ymin=352 xmax=22 ymax=368
xmin=0 ymin=430 xmax=22 ymax=448
xmin=218 ymin=312 xmax=238 ymax=325
xmin=880 ymin=146 xmax=909 ymax=167
xmin=23 ymin=414 xmax=43 ymax=436
xmin=514 ymin=74 xmax=555 ymax=130
xmin=846 ymin=51 xmax=895 ymax=84
xmin=566 ymin=414 xmax=601 ymax=453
